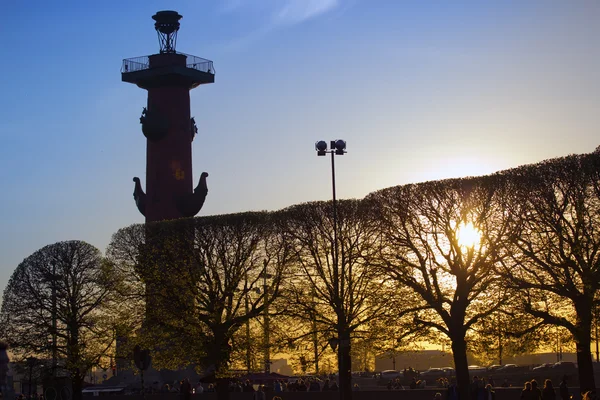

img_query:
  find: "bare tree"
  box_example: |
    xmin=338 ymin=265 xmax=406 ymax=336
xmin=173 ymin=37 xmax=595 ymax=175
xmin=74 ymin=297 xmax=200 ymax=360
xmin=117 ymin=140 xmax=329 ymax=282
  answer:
xmin=369 ymin=176 xmax=513 ymax=400
xmin=280 ymin=199 xmax=397 ymax=400
xmin=498 ymin=152 xmax=600 ymax=392
xmin=0 ymin=241 xmax=119 ymax=400
xmin=107 ymin=212 xmax=293 ymax=400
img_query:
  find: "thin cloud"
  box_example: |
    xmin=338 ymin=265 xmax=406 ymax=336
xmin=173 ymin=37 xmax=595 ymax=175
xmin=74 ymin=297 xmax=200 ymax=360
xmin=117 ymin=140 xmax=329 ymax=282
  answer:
xmin=273 ymin=0 xmax=340 ymax=25
xmin=216 ymin=0 xmax=343 ymax=52
xmin=217 ymin=0 xmax=341 ymax=24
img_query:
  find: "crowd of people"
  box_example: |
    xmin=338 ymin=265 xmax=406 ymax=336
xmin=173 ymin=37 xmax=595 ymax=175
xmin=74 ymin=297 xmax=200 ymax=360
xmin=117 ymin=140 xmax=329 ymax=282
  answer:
xmin=516 ymin=376 xmax=594 ymax=400
xmin=163 ymin=376 xmax=350 ymax=396
xmin=223 ymin=377 xmax=347 ymax=393
xmin=378 ymin=373 xmax=598 ymax=400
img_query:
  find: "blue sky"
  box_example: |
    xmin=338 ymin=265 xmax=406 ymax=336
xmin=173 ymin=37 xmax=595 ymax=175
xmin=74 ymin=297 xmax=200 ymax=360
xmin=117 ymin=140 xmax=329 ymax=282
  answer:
xmin=0 ymin=0 xmax=599 ymax=297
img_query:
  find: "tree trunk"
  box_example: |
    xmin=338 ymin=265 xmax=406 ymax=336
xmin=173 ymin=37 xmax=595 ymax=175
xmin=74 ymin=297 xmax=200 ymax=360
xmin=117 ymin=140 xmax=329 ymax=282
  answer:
xmin=215 ymin=378 xmax=229 ymax=400
xmin=338 ymin=330 xmax=353 ymax=400
xmin=573 ymin=298 xmax=596 ymax=394
xmin=575 ymin=332 xmax=596 ymax=394
xmin=72 ymin=375 xmax=83 ymax=400
xmin=212 ymin=333 xmax=232 ymax=400
xmin=451 ymin=335 xmax=470 ymax=400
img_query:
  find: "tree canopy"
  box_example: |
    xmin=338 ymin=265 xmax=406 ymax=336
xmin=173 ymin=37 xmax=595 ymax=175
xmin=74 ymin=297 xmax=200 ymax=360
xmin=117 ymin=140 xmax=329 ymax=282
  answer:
xmin=5 ymin=149 xmax=600 ymax=399
xmin=0 ymin=241 xmax=120 ymax=400
xmin=497 ymin=152 xmax=600 ymax=392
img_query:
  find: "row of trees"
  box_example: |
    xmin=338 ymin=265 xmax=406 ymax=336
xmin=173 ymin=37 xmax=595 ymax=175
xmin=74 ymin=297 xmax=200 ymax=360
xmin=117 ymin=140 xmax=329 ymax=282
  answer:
xmin=2 ymin=150 xmax=600 ymax=400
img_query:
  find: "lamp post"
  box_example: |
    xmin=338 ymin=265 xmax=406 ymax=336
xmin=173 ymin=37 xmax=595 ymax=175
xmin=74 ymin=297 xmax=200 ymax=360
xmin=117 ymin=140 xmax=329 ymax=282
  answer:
xmin=261 ymin=260 xmax=272 ymax=374
xmin=51 ymin=263 xmax=58 ymax=378
xmin=244 ymin=275 xmax=252 ymax=372
xmin=311 ymin=287 xmax=319 ymax=375
xmin=315 ymin=139 xmax=349 ymax=400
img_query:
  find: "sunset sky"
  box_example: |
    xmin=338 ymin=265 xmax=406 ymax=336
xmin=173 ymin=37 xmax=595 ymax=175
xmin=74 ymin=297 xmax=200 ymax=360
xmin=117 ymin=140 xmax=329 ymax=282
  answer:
xmin=0 ymin=0 xmax=598 ymax=297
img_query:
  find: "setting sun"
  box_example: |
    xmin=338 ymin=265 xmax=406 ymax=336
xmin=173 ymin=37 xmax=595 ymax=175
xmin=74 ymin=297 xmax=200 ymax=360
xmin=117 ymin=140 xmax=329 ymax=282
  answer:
xmin=456 ymin=222 xmax=481 ymax=249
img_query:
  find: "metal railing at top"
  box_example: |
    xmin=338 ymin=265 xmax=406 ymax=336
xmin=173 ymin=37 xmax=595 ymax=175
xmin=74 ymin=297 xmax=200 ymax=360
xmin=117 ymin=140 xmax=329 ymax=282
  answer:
xmin=121 ymin=56 xmax=149 ymax=73
xmin=121 ymin=53 xmax=215 ymax=75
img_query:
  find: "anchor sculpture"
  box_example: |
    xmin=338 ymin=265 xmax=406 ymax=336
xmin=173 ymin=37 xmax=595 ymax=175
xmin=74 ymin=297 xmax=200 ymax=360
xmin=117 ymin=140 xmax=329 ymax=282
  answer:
xmin=133 ymin=172 xmax=208 ymax=218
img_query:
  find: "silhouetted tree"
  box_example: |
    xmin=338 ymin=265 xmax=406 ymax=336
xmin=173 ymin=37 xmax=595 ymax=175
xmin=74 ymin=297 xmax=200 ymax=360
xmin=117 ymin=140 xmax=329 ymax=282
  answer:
xmin=104 ymin=223 xmax=153 ymax=371
xmin=0 ymin=241 xmax=120 ymax=400
xmin=279 ymin=199 xmax=399 ymax=400
xmin=498 ymin=152 xmax=600 ymax=392
xmin=370 ymin=176 xmax=513 ymax=400
xmin=107 ymin=212 xmax=293 ymax=400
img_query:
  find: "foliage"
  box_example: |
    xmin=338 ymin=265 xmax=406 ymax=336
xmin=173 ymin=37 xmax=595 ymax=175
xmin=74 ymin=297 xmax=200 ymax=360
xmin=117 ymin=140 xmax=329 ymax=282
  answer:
xmin=497 ymin=152 xmax=600 ymax=391
xmin=369 ymin=175 xmax=514 ymax=398
xmin=467 ymin=307 xmax=545 ymax=366
xmin=0 ymin=241 xmax=121 ymax=400
xmin=277 ymin=199 xmax=400 ymax=396
xmin=7 ymin=148 xmax=600 ymax=397
xmin=106 ymin=212 xmax=294 ymax=377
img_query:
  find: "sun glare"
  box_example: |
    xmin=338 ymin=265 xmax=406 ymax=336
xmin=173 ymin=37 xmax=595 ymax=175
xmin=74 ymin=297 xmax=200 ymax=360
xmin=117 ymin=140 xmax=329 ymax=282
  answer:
xmin=456 ymin=222 xmax=481 ymax=249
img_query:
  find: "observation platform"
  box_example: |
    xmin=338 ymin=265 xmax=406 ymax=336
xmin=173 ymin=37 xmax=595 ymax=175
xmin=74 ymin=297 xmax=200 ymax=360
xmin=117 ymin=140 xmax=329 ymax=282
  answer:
xmin=121 ymin=52 xmax=215 ymax=89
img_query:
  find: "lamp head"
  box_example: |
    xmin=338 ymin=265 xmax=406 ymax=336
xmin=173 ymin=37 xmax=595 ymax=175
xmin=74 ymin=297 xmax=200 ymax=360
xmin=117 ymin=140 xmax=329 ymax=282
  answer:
xmin=315 ymin=140 xmax=328 ymax=156
xmin=334 ymin=139 xmax=346 ymax=155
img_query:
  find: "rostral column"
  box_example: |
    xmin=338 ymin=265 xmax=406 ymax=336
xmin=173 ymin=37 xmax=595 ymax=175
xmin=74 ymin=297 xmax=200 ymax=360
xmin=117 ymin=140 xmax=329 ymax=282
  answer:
xmin=122 ymin=11 xmax=213 ymax=221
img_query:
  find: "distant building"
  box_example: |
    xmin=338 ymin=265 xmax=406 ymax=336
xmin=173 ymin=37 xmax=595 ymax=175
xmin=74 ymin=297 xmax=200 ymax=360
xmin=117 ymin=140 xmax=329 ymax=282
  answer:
xmin=270 ymin=359 xmax=293 ymax=377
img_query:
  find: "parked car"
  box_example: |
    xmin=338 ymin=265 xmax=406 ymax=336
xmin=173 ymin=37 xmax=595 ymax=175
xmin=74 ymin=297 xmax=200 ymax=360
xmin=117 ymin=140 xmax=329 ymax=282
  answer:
xmin=421 ymin=368 xmax=444 ymax=376
xmin=487 ymin=365 xmax=503 ymax=371
xmin=497 ymin=364 xmax=519 ymax=371
xmin=532 ymin=363 xmax=552 ymax=371
xmin=468 ymin=365 xmax=487 ymax=375
xmin=441 ymin=367 xmax=455 ymax=375
xmin=552 ymin=361 xmax=577 ymax=372
xmin=380 ymin=370 xmax=402 ymax=380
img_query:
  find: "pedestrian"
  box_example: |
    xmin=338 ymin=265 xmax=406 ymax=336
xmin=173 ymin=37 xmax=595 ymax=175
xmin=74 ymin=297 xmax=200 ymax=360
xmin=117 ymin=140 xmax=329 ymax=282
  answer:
xmin=471 ymin=376 xmax=480 ymax=400
xmin=308 ymin=379 xmax=320 ymax=392
xmin=485 ymin=384 xmax=496 ymax=400
xmin=253 ymin=385 xmax=266 ymax=400
xmin=521 ymin=381 xmax=534 ymax=400
xmin=180 ymin=378 xmax=191 ymax=400
xmin=542 ymin=380 xmax=555 ymax=400
xmin=243 ymin=380 xmax=254 ymax=392
xmin=447 ymin=378 xmax=459 ymax=400
xmin=559 ymin=376 xmax=570 ymax=400
xmin=532 ymin=380 xmax=542 ymax=400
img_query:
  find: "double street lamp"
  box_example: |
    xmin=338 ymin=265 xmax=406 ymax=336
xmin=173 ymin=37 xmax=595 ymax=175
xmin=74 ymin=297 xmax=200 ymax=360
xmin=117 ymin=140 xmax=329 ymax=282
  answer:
xmin=315 ymin=140 xmax=349 ymax=399
xmin=315 ymin=140 xmax=347 ymax=276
